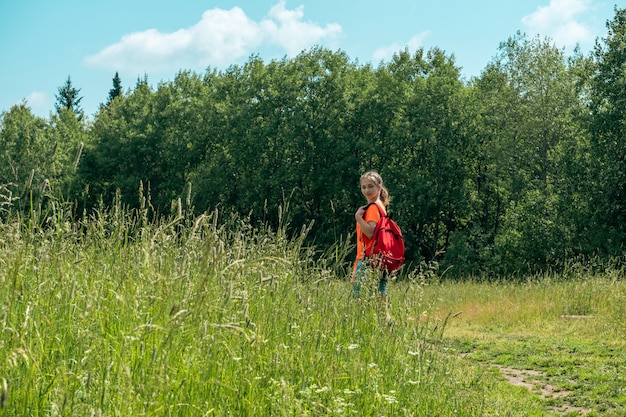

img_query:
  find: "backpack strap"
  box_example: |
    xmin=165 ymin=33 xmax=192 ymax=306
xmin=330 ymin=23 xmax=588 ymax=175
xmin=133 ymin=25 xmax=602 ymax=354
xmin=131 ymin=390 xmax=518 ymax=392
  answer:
xmin=366 ymin=202 xmax=386 ymax=218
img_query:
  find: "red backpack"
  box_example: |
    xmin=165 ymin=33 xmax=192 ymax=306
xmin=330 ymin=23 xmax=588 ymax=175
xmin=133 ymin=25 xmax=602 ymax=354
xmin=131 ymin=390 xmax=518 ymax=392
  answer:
xmin=365 ymin=203 xmax=405 ymax=273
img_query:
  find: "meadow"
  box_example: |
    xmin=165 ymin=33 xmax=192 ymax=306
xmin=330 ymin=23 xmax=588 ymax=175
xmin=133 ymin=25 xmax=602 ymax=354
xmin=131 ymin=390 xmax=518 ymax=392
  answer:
xmin=0 ymin=206 xmax=624 ymax=416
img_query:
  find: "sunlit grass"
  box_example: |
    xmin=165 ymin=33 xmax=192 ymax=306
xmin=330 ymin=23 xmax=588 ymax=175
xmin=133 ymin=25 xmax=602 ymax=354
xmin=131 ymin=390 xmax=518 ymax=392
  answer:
xmin=0 ymin=207 xmax=472 ymax=416
xmin=428 ymin=272 xmax=626 ymax=337
xmin=0 ymin=205 xmax=623 ymax=416
xmin=426 ymin=271 xmax=626 ymax=416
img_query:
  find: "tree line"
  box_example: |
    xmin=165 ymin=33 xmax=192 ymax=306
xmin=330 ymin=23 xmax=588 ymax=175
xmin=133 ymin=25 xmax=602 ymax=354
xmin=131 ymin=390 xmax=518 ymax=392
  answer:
xmin=1 ymin=7 xmax=624 ymax=278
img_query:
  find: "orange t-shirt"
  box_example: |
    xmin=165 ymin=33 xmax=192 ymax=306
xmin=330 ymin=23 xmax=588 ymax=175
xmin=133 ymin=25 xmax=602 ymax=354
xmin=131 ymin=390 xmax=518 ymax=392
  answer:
xmin=352 ymin=202 xmax=385 ymax=278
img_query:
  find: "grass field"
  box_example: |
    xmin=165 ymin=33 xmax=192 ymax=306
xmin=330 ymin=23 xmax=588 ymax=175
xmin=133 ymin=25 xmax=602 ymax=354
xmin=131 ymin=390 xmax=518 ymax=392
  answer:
xmin=0 ymin=207 xmax=624 ymax=416
xmin=426 ymin=271 xmax=626 ymax=416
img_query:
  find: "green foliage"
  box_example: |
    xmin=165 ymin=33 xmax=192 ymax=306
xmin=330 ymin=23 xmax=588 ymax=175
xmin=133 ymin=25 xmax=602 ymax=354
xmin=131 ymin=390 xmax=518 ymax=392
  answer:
xmin=0 ymin=104 xmax=49 ymax=209
xmin=0 ymin=105 xmax=59 ymax=217
xmin=48 ymin=109 xmax=86 ymax=198
xmin=443 ymin=31 xmax=598 ymax=276
xmin=1 ymin=7 xmax=626 ymax=278
xmin=382 ymin=48 xmax=470 ymax=263
xmin=587 ymin=6 xmax=626 ymax=255
xmin=106 ymin=71 xmax=123 ymax=105
xmin=55 ymin=76 xmax=83 ymax=120
xmin=492 ymin=189 xmax=566 ymax=275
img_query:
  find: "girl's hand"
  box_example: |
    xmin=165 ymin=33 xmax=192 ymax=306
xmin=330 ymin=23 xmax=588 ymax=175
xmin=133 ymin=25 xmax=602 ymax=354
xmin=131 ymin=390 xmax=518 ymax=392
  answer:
xmin=355 ymin=205 xmax=367 ymax=221
xmin=355 ymin=205 xmax=376 ymax=238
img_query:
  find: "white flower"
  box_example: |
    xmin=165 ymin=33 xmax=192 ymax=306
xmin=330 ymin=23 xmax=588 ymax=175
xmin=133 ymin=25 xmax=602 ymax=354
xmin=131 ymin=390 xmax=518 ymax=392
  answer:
xmin=382 ymin=394 xmax=397 ymax=404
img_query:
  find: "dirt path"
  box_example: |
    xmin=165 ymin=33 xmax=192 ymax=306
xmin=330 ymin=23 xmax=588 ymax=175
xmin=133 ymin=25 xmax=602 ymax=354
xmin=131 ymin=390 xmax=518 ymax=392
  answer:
xmin=497 ymin=366 xmax=592 ymax=415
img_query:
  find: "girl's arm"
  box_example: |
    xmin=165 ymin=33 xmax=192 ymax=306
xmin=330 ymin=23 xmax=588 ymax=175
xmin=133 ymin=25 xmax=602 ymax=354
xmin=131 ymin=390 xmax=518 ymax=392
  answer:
xmin=355 ymin=205 xmax=377 ymax=238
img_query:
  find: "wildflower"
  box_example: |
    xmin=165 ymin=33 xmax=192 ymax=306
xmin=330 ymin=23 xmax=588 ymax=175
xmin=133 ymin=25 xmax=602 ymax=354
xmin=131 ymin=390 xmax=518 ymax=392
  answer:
xmin=382 ymin=393 xmax=397 ymax=404
xmin=348 ymin=344 xmax=359 ymax=350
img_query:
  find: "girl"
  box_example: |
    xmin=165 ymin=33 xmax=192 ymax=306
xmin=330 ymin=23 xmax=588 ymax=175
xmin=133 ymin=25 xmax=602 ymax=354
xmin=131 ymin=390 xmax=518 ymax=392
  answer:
xmin=351 ymin=171 xmax=391 ymax=320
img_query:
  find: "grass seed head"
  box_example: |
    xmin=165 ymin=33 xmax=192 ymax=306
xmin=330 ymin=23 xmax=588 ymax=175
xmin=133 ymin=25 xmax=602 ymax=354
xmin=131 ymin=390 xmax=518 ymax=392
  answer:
xmin=1 ymin=378 xmax=7 ymax=409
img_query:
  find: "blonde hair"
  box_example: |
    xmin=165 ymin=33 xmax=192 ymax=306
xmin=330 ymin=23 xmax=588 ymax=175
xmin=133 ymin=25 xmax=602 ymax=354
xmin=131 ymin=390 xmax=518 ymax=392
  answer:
xmin=361 ymin=170 xmax=390 ymax=206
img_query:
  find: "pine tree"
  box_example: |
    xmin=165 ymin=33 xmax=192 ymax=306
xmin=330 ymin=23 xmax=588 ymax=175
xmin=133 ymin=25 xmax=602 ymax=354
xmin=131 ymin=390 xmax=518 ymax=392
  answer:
xmin=55 ymin=76 xmax=83 ymax=119
xmin=107 ymin=72 xmax=123 ymax=104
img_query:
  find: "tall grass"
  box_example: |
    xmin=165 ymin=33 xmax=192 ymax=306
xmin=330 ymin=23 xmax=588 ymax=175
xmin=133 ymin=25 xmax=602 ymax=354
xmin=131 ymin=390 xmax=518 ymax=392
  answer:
xmin=1 ymin=202 xmax=622 ymax=415
xmin=0 ymin=204 xmax=488 ymax=417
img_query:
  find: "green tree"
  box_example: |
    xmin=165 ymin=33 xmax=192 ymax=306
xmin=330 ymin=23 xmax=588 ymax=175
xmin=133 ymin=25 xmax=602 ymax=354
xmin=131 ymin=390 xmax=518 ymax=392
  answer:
xmin=84 ymin=71 xmax=210 ymax=215
xmin=48 ymin=108 xmax=87 ymax=199
xmin=187 ymin=66 xmax=239 ymax=213
xmin=375 ymin=48 xmax=469 ymax=264
xmin=466 ymin=33 xmax=588 ymax=275
xmin=0 ymin=103 xmax=50 ymax=212
xmin=148 ymin=70 xmax=208 ymax=212
xmin=106 ymin=72 xmax=123 ymax=105
xmin=190 ymin=49 xmax=361 ymax=247
xmin=587 ymin=6 xmax=626 ymax=254
xmin=449 ymin=65 xmax=513 ymax=275
xmin=55 ymin=76 xmax=84 ymax=120
xmin=80 ymin=81 xmax=154 ymax=210
xmin=276 ymin=48 xmax=359 ymax=242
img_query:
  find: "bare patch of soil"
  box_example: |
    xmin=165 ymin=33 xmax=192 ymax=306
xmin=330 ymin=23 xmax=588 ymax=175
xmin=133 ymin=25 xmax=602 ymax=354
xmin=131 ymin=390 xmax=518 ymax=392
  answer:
xmin=497 ymin=366 xmax=592 ymax=415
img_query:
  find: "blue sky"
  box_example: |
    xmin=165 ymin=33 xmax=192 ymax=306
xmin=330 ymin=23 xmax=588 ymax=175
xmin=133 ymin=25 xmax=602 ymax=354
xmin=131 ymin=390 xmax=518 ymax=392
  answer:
xmin=0 ymin=0 xmax=618 ymax=119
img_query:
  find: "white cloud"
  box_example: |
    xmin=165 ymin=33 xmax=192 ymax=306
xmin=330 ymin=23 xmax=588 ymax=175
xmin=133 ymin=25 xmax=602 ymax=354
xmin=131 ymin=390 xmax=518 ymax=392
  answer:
xmin=263 ymin=2 xmax=341 ymax=56
xmin=521 ymin=0 xmax=594 ymax=47
xmin=84 ymin=1 xmax=341 ymax=73
xmin=25 ymin=91 xmax=49 ymax=112
xmin=372 ymin=31 xmax=431 ymax=63
xmin=4 ymin=92 xmax=51 ymax=118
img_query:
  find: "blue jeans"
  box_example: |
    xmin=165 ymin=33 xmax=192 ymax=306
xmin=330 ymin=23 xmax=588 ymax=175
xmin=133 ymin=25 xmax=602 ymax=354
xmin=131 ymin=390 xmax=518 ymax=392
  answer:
xmin=352 ymin=259 xmax=388 ymax=299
